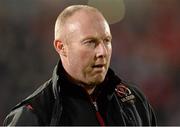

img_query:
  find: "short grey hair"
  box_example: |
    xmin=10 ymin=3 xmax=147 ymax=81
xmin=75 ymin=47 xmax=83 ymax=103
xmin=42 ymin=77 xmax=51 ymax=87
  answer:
xmin=54 ymin=5 xmax=102 ymax=40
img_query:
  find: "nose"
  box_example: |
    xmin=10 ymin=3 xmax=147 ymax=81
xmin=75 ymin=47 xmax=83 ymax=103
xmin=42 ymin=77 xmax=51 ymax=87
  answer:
xmin=96 ymin=41 xmax=109 ymax=58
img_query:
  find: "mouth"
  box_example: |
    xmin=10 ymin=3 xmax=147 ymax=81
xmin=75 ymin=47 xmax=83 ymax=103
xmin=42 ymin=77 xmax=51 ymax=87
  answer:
xmin=92 ymin=64 xmax=105 ymax=68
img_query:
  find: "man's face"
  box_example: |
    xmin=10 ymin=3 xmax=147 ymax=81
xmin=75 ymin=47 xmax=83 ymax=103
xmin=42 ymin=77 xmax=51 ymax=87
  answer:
xmin=63 ymin=10 xmax=112 ymax=86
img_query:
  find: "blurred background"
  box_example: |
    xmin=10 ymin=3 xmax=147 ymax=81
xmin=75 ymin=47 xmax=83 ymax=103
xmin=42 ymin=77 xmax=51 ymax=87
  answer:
xmin=0 ymin=0 xmax=180 ymax=125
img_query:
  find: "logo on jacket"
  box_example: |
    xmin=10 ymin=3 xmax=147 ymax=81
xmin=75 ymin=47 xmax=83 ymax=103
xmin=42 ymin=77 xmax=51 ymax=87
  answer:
xmin=115 ymin=83 xmax=135 ymax=102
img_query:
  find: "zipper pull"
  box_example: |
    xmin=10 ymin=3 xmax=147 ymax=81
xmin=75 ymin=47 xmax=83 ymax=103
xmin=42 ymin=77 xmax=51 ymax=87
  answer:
xmin=93 ymin=101 xmax=98 ymax=111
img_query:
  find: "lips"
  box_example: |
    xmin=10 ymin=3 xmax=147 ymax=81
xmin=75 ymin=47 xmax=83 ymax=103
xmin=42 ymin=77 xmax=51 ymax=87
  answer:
xmin=92 ymin=64 xmax=105 ymax=68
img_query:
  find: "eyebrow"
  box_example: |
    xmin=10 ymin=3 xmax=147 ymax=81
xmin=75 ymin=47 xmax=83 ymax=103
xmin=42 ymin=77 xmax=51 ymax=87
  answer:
xmin=81 ymin=35 xmax=112 ymax=42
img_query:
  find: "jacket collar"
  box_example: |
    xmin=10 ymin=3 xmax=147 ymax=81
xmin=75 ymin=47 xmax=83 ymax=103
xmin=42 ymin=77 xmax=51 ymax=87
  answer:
xmin=51 ymin=60 xmax=122 ymax=100
xmin=52 ymin=60 xmax=62 ymax=99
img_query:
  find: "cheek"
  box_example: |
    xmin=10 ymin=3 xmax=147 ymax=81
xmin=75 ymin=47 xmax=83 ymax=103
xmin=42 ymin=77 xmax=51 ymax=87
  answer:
xmin=109 ymin=48 xmax=112 ymax=58
xmin=107 ymin=46 xmax=112 ymax=59
xmin=78 ymin=50 xmax=94 ymax=67
xmin=108 ymin=44 xmax=112 ymax=55
xmin=68 ymin=48 xmax=93 ymax=69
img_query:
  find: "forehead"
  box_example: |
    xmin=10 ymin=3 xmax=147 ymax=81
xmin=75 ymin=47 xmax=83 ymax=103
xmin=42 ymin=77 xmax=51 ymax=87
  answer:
xmin=64 ymin=10 xmax=111 ymax=38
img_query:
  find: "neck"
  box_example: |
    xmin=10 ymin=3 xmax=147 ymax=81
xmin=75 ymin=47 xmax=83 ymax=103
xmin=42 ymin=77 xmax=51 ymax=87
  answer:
xmin=67 ymin=76 xmax=97 ymax=95
xmin=62 ymin=67 xmax=97 ymax=95
xmin=80 ymin=84 xmax=96 ymax=95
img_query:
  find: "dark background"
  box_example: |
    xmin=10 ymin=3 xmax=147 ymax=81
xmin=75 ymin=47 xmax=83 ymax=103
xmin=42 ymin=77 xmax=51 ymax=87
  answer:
xmin=0 ymin=0 xmax=180 ymax=125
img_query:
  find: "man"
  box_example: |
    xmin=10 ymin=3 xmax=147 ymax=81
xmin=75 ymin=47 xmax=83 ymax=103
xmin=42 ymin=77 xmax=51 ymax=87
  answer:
xmin=4 ymin=5 xmax=156 ymax=126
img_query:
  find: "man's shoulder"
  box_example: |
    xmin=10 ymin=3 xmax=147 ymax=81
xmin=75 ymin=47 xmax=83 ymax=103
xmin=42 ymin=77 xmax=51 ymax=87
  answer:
xmin=114 ymin=81 xmax=148 ymax=104
xmin=13 ymin=79 xmax=54 ymax=110
xmin=107 ymin=69 xmax=148 ymax=103
xmin=4 ymin=79 xmax=54 ymax=126
xmin=114 ymin=81 xmax=157 ymax=125
xmin=127 ymin=83 xmax=148 ymax=102
xmin=3 ymin=105 xmax=39 ymax=126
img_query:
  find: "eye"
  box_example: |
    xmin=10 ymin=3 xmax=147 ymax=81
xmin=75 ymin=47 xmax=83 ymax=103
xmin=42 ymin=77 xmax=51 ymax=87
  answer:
xmin=103 ymin=37 xmax=111 ymax=45
xmin=83 ymin=39 xmax=97 ymax=48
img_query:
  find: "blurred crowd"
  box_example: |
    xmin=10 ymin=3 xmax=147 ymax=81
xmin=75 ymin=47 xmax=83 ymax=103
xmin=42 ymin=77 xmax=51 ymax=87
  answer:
xmin=0 ymin=0 xmax=180 ymax=125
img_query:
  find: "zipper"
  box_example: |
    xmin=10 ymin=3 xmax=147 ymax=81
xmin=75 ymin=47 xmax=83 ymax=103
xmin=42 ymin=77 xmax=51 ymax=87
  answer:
xmin=73 ymin=84 xmax=106 ymax=126
xmin=92 ymin=101 xmax=105 ymax=126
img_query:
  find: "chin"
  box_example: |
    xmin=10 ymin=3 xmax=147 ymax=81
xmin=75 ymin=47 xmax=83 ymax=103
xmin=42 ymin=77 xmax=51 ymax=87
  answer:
xmin=90 ymin=75 xmax=105 ymax=85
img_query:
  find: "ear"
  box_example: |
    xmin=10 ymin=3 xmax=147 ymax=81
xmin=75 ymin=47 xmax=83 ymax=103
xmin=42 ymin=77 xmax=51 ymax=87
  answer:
xmin=54 ymin=40 xmax=67 ymax=56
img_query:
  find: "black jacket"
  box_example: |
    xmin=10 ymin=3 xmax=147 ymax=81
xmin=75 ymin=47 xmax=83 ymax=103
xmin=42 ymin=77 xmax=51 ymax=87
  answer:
xmin=3 ymin=61 xmax=157 ymax=126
